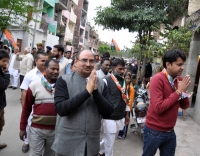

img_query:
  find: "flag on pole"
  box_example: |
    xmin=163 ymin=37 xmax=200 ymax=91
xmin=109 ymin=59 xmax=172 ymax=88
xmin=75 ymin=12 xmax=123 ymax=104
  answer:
xmin=111 ymin=38 xmax=120 ymax=52
xmin=3 ymin=29 xmax=17 ymax=48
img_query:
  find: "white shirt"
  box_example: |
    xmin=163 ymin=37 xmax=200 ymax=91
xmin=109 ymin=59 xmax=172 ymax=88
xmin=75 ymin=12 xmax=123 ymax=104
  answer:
xmin=96 ymin=69 xmax=110 ymax=79
xmin=20 ymin=67 xmax=43 ymax=90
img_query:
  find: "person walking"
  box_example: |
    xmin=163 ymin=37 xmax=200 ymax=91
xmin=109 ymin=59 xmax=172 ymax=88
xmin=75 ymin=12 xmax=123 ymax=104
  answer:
xmin=51 ymin=49 xmax=114 ymax=156
xmin=0 ymin=49 xmax=10 ymax=149
xmin=16 ymin=47 xmax=34 ymax=85
xmin=64 ymin=50 xmax=72 ymax=62
xmin=96 ymin=58 xmax=111 ymax=79
xmin=142 ymin=49 xmax=190 ymax=156
xmin=8 ymin=46 xmax=20 ymax=89
xmin=117 ymin=72 xmax=135 ymax=139
xmin=20 ymin=52 xmax=48 ymax=153
xmin=46 ymin=46 xmax=54 ymax=58
xmin=36 ymin=43 xmax=45 ymax=53
xmin=20 ymin=59 xmax=59 ymax=156
xmin=52 ymin=45 xmax=70 ymax=76
xmin=99 ymin=58 xmax=130 ymax=156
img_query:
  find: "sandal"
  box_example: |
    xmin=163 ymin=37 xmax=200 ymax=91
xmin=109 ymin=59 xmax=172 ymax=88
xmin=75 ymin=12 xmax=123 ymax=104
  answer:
xmin=0 ymin=143 xmax=7 ymax=149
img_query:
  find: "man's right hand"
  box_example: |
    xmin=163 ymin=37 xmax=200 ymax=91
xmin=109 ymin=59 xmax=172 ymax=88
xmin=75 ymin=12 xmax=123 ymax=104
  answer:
xmin=177 ymin=75 xmax=190 ymax=93
xmin=86 ymin=70 xmax=97 ymax=94
xmin=19 ymin=130 xmax=27 ymax=141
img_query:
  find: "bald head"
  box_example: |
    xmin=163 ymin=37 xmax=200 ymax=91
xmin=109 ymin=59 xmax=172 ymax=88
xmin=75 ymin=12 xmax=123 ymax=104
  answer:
xmin=76 ymin=49 xmax=94 ymax=60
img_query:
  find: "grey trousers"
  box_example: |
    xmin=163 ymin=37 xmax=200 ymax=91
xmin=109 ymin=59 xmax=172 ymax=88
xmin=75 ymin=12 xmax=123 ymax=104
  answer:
xmin=55 ymin=153 xmax=98 ymax=156
xmin=55 ymin=145 xmax=98 ymax=156
xmin=29 ymin=126 xmax=55 ymax=156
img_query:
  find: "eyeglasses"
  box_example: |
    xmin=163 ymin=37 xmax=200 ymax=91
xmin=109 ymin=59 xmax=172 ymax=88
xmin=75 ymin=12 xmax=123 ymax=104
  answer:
xmin=77 ymin=59 xmax=95 ymax=65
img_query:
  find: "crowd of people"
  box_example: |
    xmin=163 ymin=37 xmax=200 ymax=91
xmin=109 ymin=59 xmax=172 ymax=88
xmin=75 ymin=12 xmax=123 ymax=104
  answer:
xmin=0 ymin=42 xmax=191 ymax=156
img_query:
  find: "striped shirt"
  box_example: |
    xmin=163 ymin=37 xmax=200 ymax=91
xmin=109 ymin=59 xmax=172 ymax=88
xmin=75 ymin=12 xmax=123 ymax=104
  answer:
xmin=20 ymin=79 xmax=56 ymax=131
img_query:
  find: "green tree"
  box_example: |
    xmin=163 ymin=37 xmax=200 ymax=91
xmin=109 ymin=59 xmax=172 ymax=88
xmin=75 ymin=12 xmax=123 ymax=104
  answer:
xmin=98 ymin=41 xmax=112 ymax=54
xmin=0 ymin=0 xmax=41 ymax=34
xmin=94 ymin=0 xmax=188 ymax=80
xmin=163 ymin=26 xmax=193 ymax=53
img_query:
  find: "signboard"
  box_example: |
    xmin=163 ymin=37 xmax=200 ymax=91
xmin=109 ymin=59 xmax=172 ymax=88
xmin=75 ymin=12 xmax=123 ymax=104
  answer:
xmin=46 ymin=34 xmax=59 ymax=47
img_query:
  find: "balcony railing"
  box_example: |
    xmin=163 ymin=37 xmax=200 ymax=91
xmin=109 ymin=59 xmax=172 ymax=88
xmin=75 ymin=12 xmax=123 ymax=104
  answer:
xmin=185 ymin=9 xmax=200 ymax=29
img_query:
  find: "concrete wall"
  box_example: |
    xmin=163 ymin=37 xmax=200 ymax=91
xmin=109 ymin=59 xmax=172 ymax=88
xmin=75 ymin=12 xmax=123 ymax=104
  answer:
xmin=188 ymin=0 xmax=200 ymax=15
xmin=186 ymin=30 xmax=200 ymax=126
xmin=10 ymin=30 xmax=28 ymax=53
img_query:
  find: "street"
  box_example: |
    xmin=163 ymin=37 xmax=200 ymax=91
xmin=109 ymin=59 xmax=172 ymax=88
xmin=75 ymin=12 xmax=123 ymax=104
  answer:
xmin=0 ymin=88 xmax=144 ymax=156
xmin=0 ymin=88 xmax=200 ymax=156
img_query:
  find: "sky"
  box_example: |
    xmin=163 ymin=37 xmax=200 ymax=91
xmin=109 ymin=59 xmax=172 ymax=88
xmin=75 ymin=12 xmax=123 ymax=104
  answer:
xmin=87 ymin=0 xmax=137 ymax=50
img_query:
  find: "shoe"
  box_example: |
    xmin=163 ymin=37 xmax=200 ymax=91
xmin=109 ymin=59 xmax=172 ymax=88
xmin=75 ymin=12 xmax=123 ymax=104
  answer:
xmin=8 ymin=86 xmax=13 ymax=88
xmin=22 ymin=144 xmax=29 ymax=153
xmin=0 ymin=143 xmax=7 ymax=149
xmin=98 ymin=153 xmax=105 ymax=156
xmin=12 ymin=87 xmax=17 ymax=90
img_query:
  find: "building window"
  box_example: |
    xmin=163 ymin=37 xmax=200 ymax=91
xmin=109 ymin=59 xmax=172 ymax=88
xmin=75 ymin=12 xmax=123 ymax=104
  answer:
xmin=85 ymin=31 xmax=88 ymax=39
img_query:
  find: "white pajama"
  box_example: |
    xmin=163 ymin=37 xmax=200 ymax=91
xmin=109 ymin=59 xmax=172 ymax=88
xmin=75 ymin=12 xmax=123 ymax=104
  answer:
xmin=10 ymin=70 xmax=19 ymax=87
xmin=9 ymin=54 xmax=19 ymax=87
xmin=99 ymin=119 xmax=125 ymax=156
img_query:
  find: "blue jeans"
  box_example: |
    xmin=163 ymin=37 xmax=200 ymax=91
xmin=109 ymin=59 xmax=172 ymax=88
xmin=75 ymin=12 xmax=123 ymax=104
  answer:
xmin=142 ymin=125 xmax=176 ymax=156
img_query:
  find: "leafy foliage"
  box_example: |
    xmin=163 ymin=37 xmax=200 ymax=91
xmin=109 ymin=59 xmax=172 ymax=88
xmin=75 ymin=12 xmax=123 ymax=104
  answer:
xmin=163 ymin=26 xmax=193 ymax=53
xmin=94 ymin=0 xmax=188 ymax=80
xmin=0 ymin=0 xmax=41 ymax=31
xmin=98 ymin=42 xmax=112 ymax=54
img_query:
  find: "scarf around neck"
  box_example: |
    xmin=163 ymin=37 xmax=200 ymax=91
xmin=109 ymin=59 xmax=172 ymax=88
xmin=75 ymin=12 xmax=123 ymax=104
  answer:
xmin=41 ymin=76 xmax=55 ymax=97
xmin=162 ymin=68 xmax=191 ymax=100
xmin=111 ymin=74 xmax=130 ymax=105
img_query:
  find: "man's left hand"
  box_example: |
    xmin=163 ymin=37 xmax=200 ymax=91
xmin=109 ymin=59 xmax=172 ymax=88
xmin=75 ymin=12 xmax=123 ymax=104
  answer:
xmin=125 ymin=115 xmax=130 ymax=125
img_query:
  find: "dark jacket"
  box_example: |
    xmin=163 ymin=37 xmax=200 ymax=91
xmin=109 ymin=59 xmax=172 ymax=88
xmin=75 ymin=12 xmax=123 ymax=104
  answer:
xmin=145 ymin=62 xmax=152 ymax=78
xmin=0 ymin=68 xmax=10 ymax=109
xmin=104 ymin=75 xmax=126 ymax=120
xmin=52 ymin=72 xmax=114 ymax=155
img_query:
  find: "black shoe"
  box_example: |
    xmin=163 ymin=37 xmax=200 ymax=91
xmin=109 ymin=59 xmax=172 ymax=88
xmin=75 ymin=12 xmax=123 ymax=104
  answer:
xmin=98 ymin=154 xmax=105 ymax=156
xmin=12 ymin=87 xmax=17 ymax=90
xmin=0 ymin=143 xmax=7 ymax=149
xmin=22 ymin=144 xmax=29 ymax=153
xmin=8 ymin=86 xmax=13 ymax=88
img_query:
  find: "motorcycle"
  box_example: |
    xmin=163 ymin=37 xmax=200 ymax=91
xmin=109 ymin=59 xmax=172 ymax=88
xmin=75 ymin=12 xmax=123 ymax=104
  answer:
xmin=130 ymin=88 xmax=149 ymax=138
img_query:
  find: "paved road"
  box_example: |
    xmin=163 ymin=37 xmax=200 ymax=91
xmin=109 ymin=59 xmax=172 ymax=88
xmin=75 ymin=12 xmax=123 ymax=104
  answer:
xmin=0 ymin=88 xmax=144 ymax=156
xmin=1 ymin=88 xmax=200 ymax=156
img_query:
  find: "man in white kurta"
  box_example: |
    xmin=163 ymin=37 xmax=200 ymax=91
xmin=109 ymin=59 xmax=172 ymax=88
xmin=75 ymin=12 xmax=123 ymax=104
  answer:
xmin=8 ymin=47 xmax=20 ymax=89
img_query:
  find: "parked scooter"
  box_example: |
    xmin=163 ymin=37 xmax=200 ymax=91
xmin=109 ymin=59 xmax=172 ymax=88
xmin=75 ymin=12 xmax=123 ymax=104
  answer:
xmin=131 ymin=88 xmax=149 ymax=138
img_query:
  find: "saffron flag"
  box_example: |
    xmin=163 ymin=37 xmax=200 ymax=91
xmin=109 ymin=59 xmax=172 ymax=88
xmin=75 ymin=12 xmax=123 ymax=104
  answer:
xmin=111 ymin=38 xmax=120 ymax=52
xmin=3 ymin=29 xmax=17 ymax=48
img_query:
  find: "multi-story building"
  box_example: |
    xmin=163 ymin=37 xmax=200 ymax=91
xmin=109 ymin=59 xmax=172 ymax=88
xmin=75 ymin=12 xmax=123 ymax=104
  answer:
xmin=73 ymin=0 xmax=89 ymax=50
xmin=83 ymin=22 xmax=90 ymax=49
xmin=88 ymin=29 xmax=99 ymax=52
xmin=10 ymin=0 xmax=58 ymax=52
xmin=55 ymin=0 xmax=78 ymax=52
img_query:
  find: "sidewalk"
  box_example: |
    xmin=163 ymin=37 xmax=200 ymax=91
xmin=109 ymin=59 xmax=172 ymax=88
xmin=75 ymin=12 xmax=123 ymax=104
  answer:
xmin=155 ymin=115 xmax=200 ymax=156
xmin=174 ymin=116 xmax=200 ymax=156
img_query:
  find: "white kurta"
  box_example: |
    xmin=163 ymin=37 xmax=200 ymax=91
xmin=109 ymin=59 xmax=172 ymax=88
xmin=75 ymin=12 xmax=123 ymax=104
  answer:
xmin=9 ymin=54 xmax=19 ymax=87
